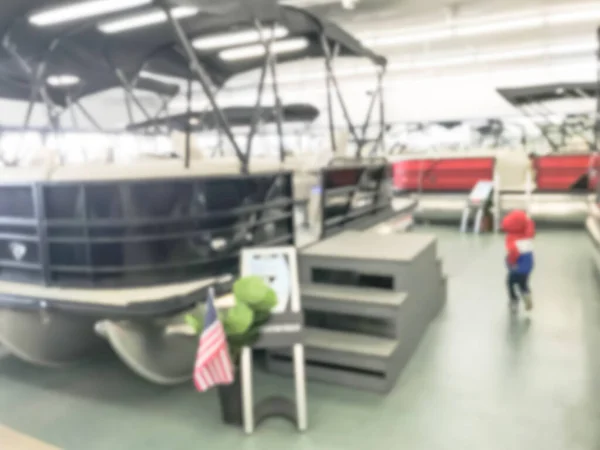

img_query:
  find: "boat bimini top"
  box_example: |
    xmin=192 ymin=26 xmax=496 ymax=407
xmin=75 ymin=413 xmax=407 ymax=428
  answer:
xmin=497 ymin=82 xmax=596 ymax=153
xmin=0 ymin=0 xmax=387 ymax=317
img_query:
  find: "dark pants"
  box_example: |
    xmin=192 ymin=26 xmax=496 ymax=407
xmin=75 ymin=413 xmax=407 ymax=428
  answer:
xmin=507 ymin=272 xmax=530 ymax=302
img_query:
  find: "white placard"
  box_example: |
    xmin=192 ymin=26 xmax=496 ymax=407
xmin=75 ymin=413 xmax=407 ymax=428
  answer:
xmin=239 ymin=246 xmax=307 ymax=434
xmin=469 ymin=180 xmax=494 ymax=204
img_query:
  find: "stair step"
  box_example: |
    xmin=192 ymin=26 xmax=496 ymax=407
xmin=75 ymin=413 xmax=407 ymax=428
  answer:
xmin=267 ymin=327 xmax=418 ymax=393
xmin=304 ymin=327 xmax=398 ymax=357
xmin=266 ymin=355 xmax=393 ymax=393
xmin=301 ymin=230 xmax=436 ymax=263
xmin=271 ymin=327 xmax=399 ymax=373
xmin=302 ymin=284 xmax=407 ymax=317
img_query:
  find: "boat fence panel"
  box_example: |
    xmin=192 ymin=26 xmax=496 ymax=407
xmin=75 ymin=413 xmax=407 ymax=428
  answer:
xmin=0 ymin=172 xmax=295 ymax=289
xmin=319 ymin=163 xmax=393 ymax=239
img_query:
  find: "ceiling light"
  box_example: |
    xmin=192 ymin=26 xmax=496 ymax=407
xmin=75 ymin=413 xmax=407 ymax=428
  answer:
xmin=47 ymin=75 xmax=80 ymax=87
xmin=220 ymin=38 xmax=309 ymax=61
xmin=98 ymin=6 xmax=198 ymax=34
xmin=456 ymin=17 xmax=543 ymax=37
xmin=477 ymin=47 xmax=545 ymax=63
xmin=29 ymin=0 xmax=152 ymax=27
xmin=395 ymin=42 xmax=595 ymax=72
xmin=546 ymin=42 xmax=597 ymax=55
xmin=361 ymin=3 xmax=600 ymax=49
xmin=193 ymin=26 xmax=289 ymax=51
xmin=140 ymin=71 xmax=184 ymax=83
xmin=342 ymin=0 xmax=359 ymax=9
xmin=412 ymin=55 xmax=477 ymax=70
xmin=280 ymin=0 xmax=339 ymax=6
xmin=546 ymin=7 xmax=600 ymax=24
xmin=367 ymin=29 xmax=452 ymax=48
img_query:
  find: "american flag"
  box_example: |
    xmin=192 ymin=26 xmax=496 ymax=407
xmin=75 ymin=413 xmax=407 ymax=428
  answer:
xmin=194 ymin=288 xmax=234 ymax=392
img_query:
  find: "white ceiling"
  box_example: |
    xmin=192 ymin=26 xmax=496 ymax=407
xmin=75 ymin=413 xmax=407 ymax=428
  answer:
xmin=1 ymin=0 xmax=598 ymax=130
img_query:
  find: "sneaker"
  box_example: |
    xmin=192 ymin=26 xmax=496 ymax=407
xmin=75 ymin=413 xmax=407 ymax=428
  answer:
xmin=522 ymin=293 xmax=533 ymax=311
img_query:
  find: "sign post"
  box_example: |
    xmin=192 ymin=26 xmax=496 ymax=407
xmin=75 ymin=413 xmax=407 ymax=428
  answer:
xmin=239 ymin=246 xmax=306 ymax=434
xmin=460 ymin=180 xmax=494 ymax=233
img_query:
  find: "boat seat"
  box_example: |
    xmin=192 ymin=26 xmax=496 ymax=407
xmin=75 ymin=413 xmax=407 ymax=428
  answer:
xmin=495 ymin=151 xmax=533 ymax=192
xmin=50 ymin=160 xmax=199 ymax=181
xmin=48 ymin=157 xmax=293 ymax=182
xmin=0 ymin=166 xmax=52 ymax=182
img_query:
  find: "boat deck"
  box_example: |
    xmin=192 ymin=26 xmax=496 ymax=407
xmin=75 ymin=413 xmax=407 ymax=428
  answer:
xmin=0 ymin=227 xmax=598 ymax=450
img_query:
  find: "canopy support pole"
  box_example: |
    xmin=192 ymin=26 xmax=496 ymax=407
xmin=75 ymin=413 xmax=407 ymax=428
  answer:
xmin=184 ymin=76 xmax=193 ymax=169
xmin=320 ymin=36 xmax=361 ymax=151
xmin=66 ymin=95 xmax=80 ymax=130
xmin=73 ymin=101 xmax=104 ymax=132
xmin=356 ymin=69 xmax=384 ymax=158
xmin=373 ymin=69 xmax=387 ymax=156
xmin=324 ymin=54 xmax=336 ymax=155
xmin=265 ymin=26 xmax=286 ymax=163
xmin=2 ymin=37 xmax=58 ymax=130
xmin=247 ymin=19 xmax=278 ymax=164
xmin=123 ymin=89 xmax=135 ymax=125
xmin=246 ymin=55 xmax=269 ymax=164
xmin=519 ymin=101 xmax=559 ymax=152
xmin=161 ymin=3 xmax=247 ymax=172
xmin=112 ymin=68 xmax=161 ymax=134
xmin=597 ymin=36 xmax=600 ymax=151
xmin=153 ymin=94 xmax=175 ymax=132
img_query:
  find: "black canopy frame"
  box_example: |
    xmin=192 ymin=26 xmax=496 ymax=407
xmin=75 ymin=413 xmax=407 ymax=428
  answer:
xmin=597 ymin=28 xmax=600 ymax=151
xmin=320 ymin=36 xmax=387 ymax=160
xmin=126 ymin=104 xmax=320 ymax=131
xmin=0 ymin=0 xmax=387 ymax=171
xmin=498 ymin=82 xmax=596 ymax=152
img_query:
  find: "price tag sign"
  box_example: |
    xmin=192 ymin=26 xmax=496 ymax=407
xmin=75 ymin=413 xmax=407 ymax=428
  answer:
xmin=241 ymin=246 xmax=304 ymax=349
xmin=239 ymin=247 xmax=308 ymax=434
xmin=469 ymin=180 xmax=494 ymax=205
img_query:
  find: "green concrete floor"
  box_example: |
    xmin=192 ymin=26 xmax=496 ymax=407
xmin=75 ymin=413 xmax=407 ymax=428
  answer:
xmin=0 ymin=228 xmax=599 ymax=449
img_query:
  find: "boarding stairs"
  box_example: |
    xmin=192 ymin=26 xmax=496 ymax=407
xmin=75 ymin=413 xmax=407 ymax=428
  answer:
xmin=266 ymin=230 xmax=446 ymax=393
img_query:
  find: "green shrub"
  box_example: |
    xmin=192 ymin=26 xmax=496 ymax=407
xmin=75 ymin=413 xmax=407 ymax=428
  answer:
xmin=186 ymin=276 xmax=278 ymax=364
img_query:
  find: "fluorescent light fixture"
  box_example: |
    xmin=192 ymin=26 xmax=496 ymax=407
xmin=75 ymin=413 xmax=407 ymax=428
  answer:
xmin=361 ymin=3 xmax=600 ymax=49
xmin=220 ymin=38 xmax=309 ymax=61
xmin=47 ymin=75 xmax=80 ymax=87
xmin=546 ymin=7 xmax=600 ymax=24
xmin=98 ymin=6 xmax=198 ymax=34
xmin=456 ymin=17 xmax=543 ymax=37
xmin=368 ymin=29 xmax=452 ymax=48
xmin=139 ymin=71 xmax=189 ymax=85
xmin=193 ymin=25 xmax=289 ymax=51
xmin=280 ymin=0 xmax=338 ymax=7
xmin=477 ymin=47 xmax=545 ymax=63
xmin=393 ymin=42 xmax=596 ymax=72
xmin=383 ymin=61 xmax=595 ymax=88
xmin=546 ymin=42 xmax=597 ymax=55
xmin=411 ymin=55 xmax=476 ymax=70
xmin=29 ymin=0 xmax=152 ymax=27
xmin=170 ymin=98 xmax=209 ymax=111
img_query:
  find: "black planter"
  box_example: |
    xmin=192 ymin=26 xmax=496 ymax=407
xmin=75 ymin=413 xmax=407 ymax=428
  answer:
xmin=217 ymin=369 xmax=243 ymax=426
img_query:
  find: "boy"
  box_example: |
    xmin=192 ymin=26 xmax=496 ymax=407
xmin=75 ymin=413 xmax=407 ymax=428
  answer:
xmin=501 ymin=210 xmax=535 ymax=312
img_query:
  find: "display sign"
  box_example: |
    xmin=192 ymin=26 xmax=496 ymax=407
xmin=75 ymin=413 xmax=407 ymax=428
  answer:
xmin=239 ymin=246 xmax=307 ymax=434
xmin=468 ymin=180 xmax=494 ymax=205
xmin=240 ymin=246 xmax=304 ymax=349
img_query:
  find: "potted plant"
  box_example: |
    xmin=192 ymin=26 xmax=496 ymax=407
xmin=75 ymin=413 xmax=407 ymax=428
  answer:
xmin=185 ymin=275 xmax=278 ymax=426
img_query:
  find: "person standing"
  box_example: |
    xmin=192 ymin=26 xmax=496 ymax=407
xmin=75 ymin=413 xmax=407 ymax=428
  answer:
xmin=502 ymin=210 xmax=535 ymax=312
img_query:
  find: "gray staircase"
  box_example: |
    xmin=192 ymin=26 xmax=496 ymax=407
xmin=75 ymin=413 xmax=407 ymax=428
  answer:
xmin=301 ymin=284 xmax=408 ymax=319
xmin=267 ymin=230 xmax=446 ymax=393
